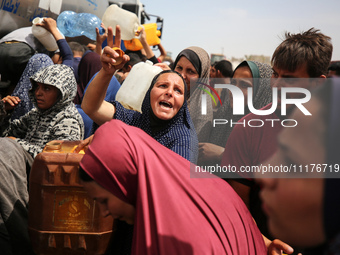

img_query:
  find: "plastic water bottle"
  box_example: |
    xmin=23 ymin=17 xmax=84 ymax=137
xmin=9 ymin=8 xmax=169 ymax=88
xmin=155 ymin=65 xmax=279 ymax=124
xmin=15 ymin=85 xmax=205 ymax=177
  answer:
xmin=32 ymin=17 xmax=59 ymax=51
xmin=57 ymin=11 xmax=105 ymax=41
xmin=56 ymin=11 xmax=77 ymax=37
xmin=102 ymin=4 xmax=140 ymax=40
xmin=115 ymin=60 xmax=162 ymax=113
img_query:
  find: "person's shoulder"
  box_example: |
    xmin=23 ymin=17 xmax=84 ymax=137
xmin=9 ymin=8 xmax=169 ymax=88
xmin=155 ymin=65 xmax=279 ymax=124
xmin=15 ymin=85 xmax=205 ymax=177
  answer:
xmin=3 ymin=26 xmax=31 ymax=37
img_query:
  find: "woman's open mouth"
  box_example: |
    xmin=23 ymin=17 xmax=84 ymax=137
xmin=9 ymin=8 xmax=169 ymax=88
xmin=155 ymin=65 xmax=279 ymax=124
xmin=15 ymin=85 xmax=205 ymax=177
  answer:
xmin=159 ymin=101 xmax=173 ymax=109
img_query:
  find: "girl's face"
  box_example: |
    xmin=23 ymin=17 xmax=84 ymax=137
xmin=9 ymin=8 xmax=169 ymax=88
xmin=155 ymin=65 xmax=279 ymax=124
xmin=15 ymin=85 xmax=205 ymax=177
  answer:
xmin=34 ymin=82 xmax=60 ymax=110
xmin=230 ymin=66 xmax=253 ymax=107
xmin=82 ymin=181 xmax=135 ymax=225
xmin=257 ymin=98 xmax=326 ymax=247
xmin=150 ymin=73 xmax=185 ymax=121
xmin=174 ymin=56 xmax=199 ymax=92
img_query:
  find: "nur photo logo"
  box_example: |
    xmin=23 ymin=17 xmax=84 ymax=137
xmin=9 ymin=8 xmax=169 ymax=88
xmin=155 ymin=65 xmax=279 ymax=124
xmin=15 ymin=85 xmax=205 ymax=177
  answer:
xmin=191 ymin=78 xmax=315 ymax=128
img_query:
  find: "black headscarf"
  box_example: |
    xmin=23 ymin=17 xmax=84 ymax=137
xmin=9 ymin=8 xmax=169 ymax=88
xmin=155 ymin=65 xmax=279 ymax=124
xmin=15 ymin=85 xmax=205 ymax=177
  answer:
xmin=146 ymin=70 xmax=188 ymax=133
xmin=174 ymin=49 xmax=202 ymax=78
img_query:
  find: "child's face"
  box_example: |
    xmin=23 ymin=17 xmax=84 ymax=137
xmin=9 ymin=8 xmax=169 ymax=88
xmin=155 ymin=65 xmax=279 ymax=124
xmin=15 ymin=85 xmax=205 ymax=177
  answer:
xmin=34 ymin=82 xmax=60 ymax=110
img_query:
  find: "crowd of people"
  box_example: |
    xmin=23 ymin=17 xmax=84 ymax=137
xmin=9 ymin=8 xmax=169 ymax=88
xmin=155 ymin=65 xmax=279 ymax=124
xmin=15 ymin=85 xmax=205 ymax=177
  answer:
xmin=0 ymin=13 xmax=339 ymax=255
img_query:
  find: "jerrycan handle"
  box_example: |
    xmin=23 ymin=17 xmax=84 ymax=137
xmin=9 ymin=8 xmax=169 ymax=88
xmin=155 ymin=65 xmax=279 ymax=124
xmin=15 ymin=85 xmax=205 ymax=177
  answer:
xmin=44 ymin=141 xmax=62 ymax=152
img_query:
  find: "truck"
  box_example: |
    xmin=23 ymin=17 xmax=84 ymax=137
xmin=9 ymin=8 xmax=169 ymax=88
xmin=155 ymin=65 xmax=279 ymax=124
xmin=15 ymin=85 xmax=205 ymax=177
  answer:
xmin=0 ymin=0 xmax=163 ymax=39
xmin=108 ymin=0 xmax=164 ymax=39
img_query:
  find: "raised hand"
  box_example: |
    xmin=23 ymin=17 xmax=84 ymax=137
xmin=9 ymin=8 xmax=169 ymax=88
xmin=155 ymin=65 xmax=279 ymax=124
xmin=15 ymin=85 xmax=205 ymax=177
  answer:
xmin=100 ymin=25 xmax=130 ymax=74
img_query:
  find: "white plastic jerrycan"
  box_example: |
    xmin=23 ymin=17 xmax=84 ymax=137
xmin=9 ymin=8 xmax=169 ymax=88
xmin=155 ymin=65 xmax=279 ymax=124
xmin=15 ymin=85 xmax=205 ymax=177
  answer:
xmin=102 ymin=4 xmax=140 ymax=40
xmin=116 ymin=60 xmax=162 ymax=113
xmin=31 ymin=17 xmax=59 ymax=52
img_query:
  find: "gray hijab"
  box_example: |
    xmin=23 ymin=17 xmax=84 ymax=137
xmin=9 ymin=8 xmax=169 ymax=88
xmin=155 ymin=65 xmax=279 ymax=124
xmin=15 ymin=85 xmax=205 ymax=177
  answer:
xmin=174 ymin=46 xmax=213 ymax=142
xmin=209 ymin=61 xmax=273 ymax=147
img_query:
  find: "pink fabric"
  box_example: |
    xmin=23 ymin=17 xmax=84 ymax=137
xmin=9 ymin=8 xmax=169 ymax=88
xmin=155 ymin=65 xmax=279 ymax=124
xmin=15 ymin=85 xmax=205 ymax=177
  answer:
xmin=80 ymin=119 xmax=267 ymax=255
xmin=221 ymin=103 xmax=283 ymax=179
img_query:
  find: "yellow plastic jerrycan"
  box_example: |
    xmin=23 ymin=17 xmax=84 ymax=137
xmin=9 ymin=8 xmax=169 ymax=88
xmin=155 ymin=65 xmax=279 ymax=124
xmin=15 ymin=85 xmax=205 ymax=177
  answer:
xmin=124 ymin=23 xmax=161 ymax=51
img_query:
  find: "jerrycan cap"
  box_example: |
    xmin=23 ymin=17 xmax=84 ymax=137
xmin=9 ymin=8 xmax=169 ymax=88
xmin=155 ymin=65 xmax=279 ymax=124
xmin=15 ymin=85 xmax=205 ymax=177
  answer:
xmin=32 ymin=17 xmax=44 ymax=25
xmin=145 ymin=60 xmax=153 ymax=66
xmin=105 ymin=47 xmax=124 ymax=66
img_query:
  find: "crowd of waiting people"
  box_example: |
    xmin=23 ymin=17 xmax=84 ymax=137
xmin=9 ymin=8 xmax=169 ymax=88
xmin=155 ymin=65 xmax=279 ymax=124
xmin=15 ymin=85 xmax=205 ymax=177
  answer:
xmin=0 ymin=14 xmax=339 ymax=255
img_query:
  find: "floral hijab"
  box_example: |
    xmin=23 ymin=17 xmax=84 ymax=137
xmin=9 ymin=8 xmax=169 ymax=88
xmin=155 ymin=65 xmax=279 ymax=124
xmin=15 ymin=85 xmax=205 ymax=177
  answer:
xmin=11 ymin=54 xmax=53 ymax=120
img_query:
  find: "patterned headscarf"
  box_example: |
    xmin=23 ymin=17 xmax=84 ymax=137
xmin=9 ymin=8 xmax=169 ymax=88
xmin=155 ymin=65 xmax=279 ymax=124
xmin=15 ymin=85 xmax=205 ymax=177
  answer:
xmin=29 ymin=64 xmax=78 ymax=112
xmin=11 ymin=54 xmax=53 ymax=120
xmin=245 ymin=61 xmax=273 ymax=109
xmin=209 ymin=61 xmax=273 ymax=147
xmin=6 ymin=64 xmax=84 ymax=158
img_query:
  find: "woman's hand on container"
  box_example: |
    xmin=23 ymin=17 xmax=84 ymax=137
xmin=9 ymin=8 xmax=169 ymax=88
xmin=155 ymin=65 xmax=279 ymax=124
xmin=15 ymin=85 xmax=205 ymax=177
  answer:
xmin=38 ymin=18 xmax=63 ymax=41
xmin=74 ymin=135 xmax=94 ymax=153
xmin=137 ymin=26 xmax=147 ymax=44
xmin=37 ymin=18 xmax=57 ymax=33
xmin=100 ymin=25 xmax=129 ymax=74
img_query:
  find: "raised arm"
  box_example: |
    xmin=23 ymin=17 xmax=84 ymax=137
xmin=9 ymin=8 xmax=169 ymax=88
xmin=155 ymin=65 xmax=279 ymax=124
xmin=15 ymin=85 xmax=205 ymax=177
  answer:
xmin=81 ymin=26 xmax=130 ymax=126
xmin=94 ymin=23 xmax=108 ymax=56
xmin=157 ymin=42 xmax=167 ymax=63
xmin=37 ymin=18 xmax=64 ymax=41
xmin=37 ymin=18 xmax=73 ymax=66
xmin=138 ymin=26 xmax=155 ymax=60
